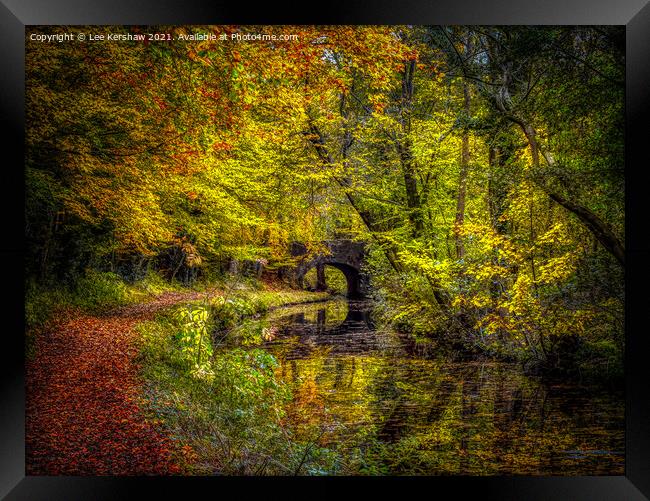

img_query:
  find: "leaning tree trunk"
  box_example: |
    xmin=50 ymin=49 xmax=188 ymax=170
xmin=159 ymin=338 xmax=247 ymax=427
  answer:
xmin=304 ymin=122 xmax=404 ymax=274
xmin=505 ymin=113 xmax=625 ymax=268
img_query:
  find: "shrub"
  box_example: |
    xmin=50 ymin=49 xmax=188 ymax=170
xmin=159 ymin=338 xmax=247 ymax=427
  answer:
xmin=73 ymin=269 xmax=132 ymax=312
xmin=174 ymin=304 xmax=214 ymax=379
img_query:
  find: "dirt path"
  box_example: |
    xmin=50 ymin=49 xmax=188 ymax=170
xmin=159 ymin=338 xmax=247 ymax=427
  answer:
xmin=26 ymin=291 xmax=214 ymax=475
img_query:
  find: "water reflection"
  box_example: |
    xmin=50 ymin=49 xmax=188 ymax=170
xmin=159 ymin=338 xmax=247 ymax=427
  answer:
xmin=283 ymin=300 xmax=374 ymax=332
xmin=255 ymin=300 xmax=624 ymax=475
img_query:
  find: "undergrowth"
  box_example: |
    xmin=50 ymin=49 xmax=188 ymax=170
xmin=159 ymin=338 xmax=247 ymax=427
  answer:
xmin=136 ymin=289 xmax=339 ymax=475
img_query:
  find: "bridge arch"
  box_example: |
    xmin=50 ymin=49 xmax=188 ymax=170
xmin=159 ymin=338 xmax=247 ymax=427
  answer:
xmin=300 ymin=262 xmax=361 ymax=298
xmin=292 ymin=240 xmax=368 ymax=299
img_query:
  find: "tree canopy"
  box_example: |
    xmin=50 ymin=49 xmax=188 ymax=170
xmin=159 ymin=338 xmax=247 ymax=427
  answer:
xmin=26 ymin=25 xmax=624 ymax=369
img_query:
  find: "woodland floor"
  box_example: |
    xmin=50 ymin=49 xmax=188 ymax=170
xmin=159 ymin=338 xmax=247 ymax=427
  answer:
xmin=26 ymin=291 xmax=215 ymax=475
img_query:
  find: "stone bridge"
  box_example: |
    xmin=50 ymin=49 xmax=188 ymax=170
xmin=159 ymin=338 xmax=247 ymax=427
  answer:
xmin=290 ymin=240 xmax=369 ymax=298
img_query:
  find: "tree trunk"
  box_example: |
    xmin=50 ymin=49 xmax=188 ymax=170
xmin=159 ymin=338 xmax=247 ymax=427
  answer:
xmin=454 ymin=47 xmax=472 ymax=259
xmin=305 ymin=122 xmax=404 ymax=274
xmin=397 ymin=60 xmax=425 ymax=238
xmin=398 ymin=139 xmax=424 ymax=238
xmin=506 ymin=114 xmax=625 ymax=268
xmin=543 ymin=188 xmax=625 ymax=267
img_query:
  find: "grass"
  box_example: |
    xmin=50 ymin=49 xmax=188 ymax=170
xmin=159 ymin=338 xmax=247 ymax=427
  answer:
xmin=25 ymin=269 xmax=186 ymax=330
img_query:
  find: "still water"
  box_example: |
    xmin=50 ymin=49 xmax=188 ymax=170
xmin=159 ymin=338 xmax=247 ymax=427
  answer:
xmin=237 ymin=299 xmax=624 ymax=475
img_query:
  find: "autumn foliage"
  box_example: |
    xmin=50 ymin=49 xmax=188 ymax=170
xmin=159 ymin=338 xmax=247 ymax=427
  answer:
xmin=25 ymin=25 xmax=624 ymax=475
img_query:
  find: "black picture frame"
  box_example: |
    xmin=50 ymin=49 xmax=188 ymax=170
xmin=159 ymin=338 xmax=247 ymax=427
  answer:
xmin=2 ymin=1 xmax=649 ymax=498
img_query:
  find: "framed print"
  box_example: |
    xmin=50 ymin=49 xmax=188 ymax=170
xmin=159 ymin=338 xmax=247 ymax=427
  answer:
xmin=2 ymin=0 xmax=649 ymax=498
